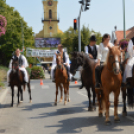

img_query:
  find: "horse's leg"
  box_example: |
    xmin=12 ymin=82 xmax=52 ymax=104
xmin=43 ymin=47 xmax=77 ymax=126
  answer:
xmin=87 ymin=87 xmax=92 ymax=111
xmin=98 ymin=93 xmax=103 ymax=117
xmin=59 ymin=84 xmax=63 ymax=102
xmin=63 ymin=84 xmax=67 ymax=105
xmin=114 ymin=90 xmax=120 ymax=122
xmin=67 ymin=83 xmax=70 ymax=102
xmin=11 ymin=86 xmax=14 ymax=107
xmin=20 ymin=86 xmax=23 ymax=102
xmin=122 ymin=87 xmax=127 ymax=116
xmin=105 ymin=94 xmax=111 ymax=124
xmin=27 ymin=81 xmax=32 ymax=103
xmin=55 ymin=83 xmax=58 ymax=105
xmin=92 ymin=86 xmax=96 ymax=110
xmin=17 ymin=86 xmax=21 ymax=106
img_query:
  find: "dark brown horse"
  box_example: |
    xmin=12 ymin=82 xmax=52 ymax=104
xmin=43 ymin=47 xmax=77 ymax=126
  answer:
xmin=9 ymin=57 xmax=32 ymax=106
xmin=70 ymin=52 xmax=96 ymax=111
xmin=55 ymin=53 xmax=70 ymax=105
xmin=98 ymin=46 xmax=122 ymax=124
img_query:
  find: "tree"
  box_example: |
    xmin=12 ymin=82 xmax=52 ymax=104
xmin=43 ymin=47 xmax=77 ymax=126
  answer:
xmin=0 ymin=0 xmax=35 ymax=66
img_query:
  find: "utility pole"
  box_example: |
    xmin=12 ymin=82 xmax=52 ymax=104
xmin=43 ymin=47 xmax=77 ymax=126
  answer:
xmin=123 ymin=0 xmax=126 ymax=38
xmin=77 ymin=0 xmax=91 ymax=52
xmin=20 ymin=19 xmax=24 ymax=54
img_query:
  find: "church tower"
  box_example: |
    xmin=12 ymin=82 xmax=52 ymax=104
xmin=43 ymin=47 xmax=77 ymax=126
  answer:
xmin=36 ymin=0 xmax=59 ymax=38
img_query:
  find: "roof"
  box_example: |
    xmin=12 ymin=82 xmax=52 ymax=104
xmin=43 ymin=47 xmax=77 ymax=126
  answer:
xmin=115 ymin=30 xmax=131 ymax=42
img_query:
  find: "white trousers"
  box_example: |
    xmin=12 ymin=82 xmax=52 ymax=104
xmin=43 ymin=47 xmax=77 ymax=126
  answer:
xmin=51 ymin=64 xmax=72 ymax=79
xmin=7 ymin=68 xmax=29 ymax=83
xmin=123 ymin=57 xmax=134 ymax=83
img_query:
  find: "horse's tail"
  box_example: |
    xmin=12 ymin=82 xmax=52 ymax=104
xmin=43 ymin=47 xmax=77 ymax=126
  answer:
xmin=99 ymin=89 xmax=106 ymax=112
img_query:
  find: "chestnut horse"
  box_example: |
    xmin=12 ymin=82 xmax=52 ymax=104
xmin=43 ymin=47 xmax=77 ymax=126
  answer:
xmin=98 ymin=46 xmax=122 ymax=124
xmin=70 ymin=52 xmax=96 ymax=111
xmin=9 ymin=57 xmax=32 ymax=106
xmin=54 ymin=53 xmax=70 ymax=105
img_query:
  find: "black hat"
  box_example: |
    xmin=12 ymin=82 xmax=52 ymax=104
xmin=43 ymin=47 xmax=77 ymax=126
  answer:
xmin=89 ymin=35 xmax=97 ymax=41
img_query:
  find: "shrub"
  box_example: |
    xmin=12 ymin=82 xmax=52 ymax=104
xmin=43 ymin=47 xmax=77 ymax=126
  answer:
xmin=31 ymin=66 xmax=45 ymax=79
xmin=26 ymin=67 xmax=31 ymax=76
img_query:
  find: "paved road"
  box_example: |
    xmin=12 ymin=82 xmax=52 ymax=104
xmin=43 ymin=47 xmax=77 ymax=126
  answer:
xmin=0 ymin=79 xmax=134 ymax=134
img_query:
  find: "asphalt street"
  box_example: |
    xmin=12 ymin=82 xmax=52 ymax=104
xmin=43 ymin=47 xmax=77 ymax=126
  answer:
xmin=0 ymin=79 xmax=134 ymax=134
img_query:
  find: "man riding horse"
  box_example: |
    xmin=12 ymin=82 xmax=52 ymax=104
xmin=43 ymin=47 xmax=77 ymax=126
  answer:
xmin=122 ymin=37 xmax=134 ymax=88
xmin=7 ymin=48 xmax=29 ymax=86
xmin=51 ymin=44 xmax=70 ymax=82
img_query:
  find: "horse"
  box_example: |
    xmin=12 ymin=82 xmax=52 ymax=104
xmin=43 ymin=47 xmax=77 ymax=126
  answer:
xmin=54 ymin=53 xmax=70 ymax=105
xmin=121 ymin=50 xmax=134 ymax=115
xmin=98 ymin=46 xmax=122 ymax=124
xmin=9 ymin=57 xmax=32 ymax=106
xmin=70 ymin=52 xmax=96 ymax=111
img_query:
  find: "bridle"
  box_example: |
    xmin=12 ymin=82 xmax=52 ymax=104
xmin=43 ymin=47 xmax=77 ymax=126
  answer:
xmin=107 ymin=55 xmax=122 ymax=74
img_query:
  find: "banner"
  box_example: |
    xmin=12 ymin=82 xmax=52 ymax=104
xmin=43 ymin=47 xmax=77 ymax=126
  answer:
xmin=35 ymin=38 xmax=61 ymax=48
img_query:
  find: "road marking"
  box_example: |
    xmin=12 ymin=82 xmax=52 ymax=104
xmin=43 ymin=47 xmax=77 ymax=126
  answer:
xmin=77 ymin=91 xmax=134 ymax=122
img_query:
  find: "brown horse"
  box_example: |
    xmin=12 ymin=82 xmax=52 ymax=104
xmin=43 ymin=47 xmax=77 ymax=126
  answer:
xmin=9 ymin=57 xmax=32 ymax=106
xmin=70 ymin=52 xmax=96 ymax=111
xmin=54 ymin=53 xmax=70 ymax=105
xmin=98 ymin=46 xmax=122 ymax=124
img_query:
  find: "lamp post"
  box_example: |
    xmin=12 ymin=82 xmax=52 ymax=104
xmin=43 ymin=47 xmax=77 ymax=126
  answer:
xmin=123 ymin=0 xmax=126 ymax=38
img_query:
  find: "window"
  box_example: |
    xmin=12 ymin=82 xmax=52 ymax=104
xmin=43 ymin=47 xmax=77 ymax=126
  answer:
xmin=49 ymin=10 xmax=52 ymax=19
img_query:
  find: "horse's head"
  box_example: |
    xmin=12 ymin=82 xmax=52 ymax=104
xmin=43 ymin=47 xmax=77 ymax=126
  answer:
xmin=70 ymin=52 xmax=83 ymax=75
xmin=56 ymin=53 xmax=63 ymax=69
xmin=107 ymin=46 xmax=121 ymax=75
xmin=12 ymin=57 xmax=19 ymax=73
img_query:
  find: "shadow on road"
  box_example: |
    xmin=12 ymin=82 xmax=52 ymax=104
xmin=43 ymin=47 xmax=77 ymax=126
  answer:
xmin=45 ymin=116 xmax=134 ymax=133
xmin=22 ymin=102 xmax=53 ymax=111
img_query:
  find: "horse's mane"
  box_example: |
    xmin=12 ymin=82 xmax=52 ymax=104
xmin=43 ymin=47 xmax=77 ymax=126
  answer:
xmin=104 ymin=46 xmax=120 ymax=65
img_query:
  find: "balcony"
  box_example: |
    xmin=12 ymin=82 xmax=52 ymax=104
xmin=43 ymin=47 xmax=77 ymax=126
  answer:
xmin=42 ymin=18 xmax=60 ymax=23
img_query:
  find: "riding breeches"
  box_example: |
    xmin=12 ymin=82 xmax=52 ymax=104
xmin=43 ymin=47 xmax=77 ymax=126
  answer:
xmin=7 ymin=68 xmax=29 ymax=83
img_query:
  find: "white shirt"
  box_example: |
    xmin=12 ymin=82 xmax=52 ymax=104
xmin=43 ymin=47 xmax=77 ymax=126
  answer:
xmin=52 ymin=50 xmax=70 ymax=66
xmin=9 ymin=55 xmax=29 ymax=69
xmin=97 ymin=43 xmax=114 ymax=62
xmin=127 ymin=40 xmax=134 ymax=58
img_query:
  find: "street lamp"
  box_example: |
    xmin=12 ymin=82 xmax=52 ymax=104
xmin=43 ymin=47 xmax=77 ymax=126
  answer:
xmin=123 ymin=0 xmax=126 ymax=38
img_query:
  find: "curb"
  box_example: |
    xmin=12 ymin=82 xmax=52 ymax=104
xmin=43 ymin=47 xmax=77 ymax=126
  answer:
xmin=0 ymin=88 xmax=9 ymax=103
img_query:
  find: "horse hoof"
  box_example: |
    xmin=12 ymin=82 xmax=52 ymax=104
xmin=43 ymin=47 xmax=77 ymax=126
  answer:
xmin=68 ymin=99 xmax=70 ymax=102
xmin=114 ymin=118 xmax=120 ymax=123
xmin=99 ymin=113 xmax=103 ymax=117
xmin=88 ymin=107 xmax=95 ymax=111
xmin=105 ymin=120 xmax=111 ymax=126
xmin=122 ymin=112 xmax=127 ymax=117
xmin=11 ymin=104 xmax=13 ymax=107
xmin=64 ymin=101 xmax=67 ymax=105
xmin=54 ymin=102 xmax=57 ymax=106
xmin=59 ymin=99 xmax=62 ymax=103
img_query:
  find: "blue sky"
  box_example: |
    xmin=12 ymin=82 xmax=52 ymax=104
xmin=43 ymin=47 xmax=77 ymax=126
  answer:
xmin=6 ymin=0 xmax=134 ymax=36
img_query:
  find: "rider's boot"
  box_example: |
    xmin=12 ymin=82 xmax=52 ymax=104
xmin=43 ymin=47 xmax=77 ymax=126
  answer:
xmin=126 ymin=77 xmax=132 ymax=89
xmin=95 ymin=66 xmax=101 ymax=89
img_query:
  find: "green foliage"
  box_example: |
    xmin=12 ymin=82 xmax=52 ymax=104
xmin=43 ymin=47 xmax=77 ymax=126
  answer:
xmin=54 ymin=26 xmax=102 ymax=53
xmin=0 ymin=0 xmax=34 ymax=66
xmin=0 ymin=65 xmax=8 ymax=88
xmin=31 ymin=66 xmax=45 ymax=79
xmin=26 ymin=67 xmax=31 ymax=76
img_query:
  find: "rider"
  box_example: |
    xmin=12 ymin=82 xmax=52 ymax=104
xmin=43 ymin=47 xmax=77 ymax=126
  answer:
xmin=122 ymin=37 xmax=134 ymax=88
xmin=7 ymin=48 xmax=29 ymax=85
xmin=51 ymin=44 xmax=70 ymax=82
xmin=95 ymin=34 xmax=114 ymax=89
xmin=79 ymin=35 xmax=98 ymax=89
